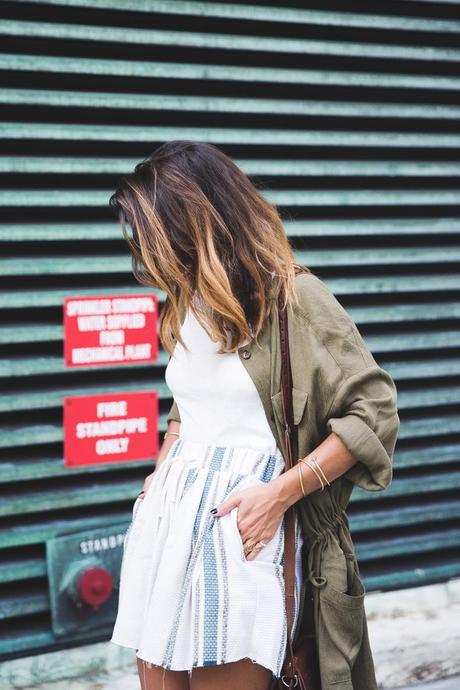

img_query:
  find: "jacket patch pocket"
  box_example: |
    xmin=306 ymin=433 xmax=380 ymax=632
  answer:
xmin=271 ymin=387 xmax=309 ymax=427
xmin=318 ymin=555 xmax=366 ymax=686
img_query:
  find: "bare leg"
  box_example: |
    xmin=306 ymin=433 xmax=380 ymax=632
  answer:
xmin=189 ymin=658 xmax=273 ymax=690
xmin=136 ymin=657 xmax=190 ymax=690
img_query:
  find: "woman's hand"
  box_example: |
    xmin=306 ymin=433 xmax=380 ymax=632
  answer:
xmin=139 ymin=469 xmax=157 ymax=499
xmin=212 ymin=481 xmax=287 ymax=561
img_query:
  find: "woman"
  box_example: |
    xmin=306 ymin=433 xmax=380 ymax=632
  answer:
xmin=109 ymin=140 xmax=400 ymax=690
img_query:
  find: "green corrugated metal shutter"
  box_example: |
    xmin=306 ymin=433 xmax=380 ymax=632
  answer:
xmin=1 ymin=0 xmax=459 ymax=660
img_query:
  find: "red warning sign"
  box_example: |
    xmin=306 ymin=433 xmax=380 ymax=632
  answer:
xmin=63 ymin=391 xmax=158 ymax=467
xmin=63 ymin=294 xmax=158 ymax=367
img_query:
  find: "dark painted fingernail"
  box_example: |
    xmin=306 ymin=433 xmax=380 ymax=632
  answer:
xmin=210 ymin=508 xmax=217 ymax=514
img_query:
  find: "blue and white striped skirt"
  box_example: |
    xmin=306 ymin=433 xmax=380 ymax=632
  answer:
xmin=110 ymin=437 xmax=304 ymax=679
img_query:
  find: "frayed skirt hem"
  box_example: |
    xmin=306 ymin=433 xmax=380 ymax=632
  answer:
xmin=111 ymin=638 xmax=280 ymax=680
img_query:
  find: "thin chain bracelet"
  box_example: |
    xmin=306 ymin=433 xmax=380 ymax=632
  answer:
xmin=164 ymin=430 xmax=180 ymax=440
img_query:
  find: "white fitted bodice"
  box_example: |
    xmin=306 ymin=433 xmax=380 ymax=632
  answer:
xmin=165 ymin=299 xmax=278 ymax=452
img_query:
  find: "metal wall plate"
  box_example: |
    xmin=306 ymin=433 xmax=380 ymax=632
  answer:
xmin=46 ymin=523 xmax=128 ymax=639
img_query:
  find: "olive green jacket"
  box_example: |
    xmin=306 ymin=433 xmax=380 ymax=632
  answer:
xmin=166 ymin=271 xmax=400 ymax=690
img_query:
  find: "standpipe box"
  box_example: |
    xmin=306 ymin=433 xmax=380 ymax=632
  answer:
xmin=46 ymin=523 xmax=129 ymax=639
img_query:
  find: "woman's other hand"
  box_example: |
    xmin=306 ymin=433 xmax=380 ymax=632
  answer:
xmin=139 ymin=470 xmax=157 ymax=499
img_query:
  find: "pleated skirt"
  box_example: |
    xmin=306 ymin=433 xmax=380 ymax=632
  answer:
xmin=110 ymin=437 xmax=304 ymax=679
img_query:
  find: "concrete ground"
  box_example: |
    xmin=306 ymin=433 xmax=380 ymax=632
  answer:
xmin=10 ymin=671 xmax=460 ymax=690
xmin=3 ymin=579 xmax=459 ymax=690
xmin=392 ymin=677 xmax=460 ymax=690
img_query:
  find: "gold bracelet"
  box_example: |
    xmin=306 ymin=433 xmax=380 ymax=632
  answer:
xmin=309 ymin=454 xmax=331 ymax=487
xmin=297 ymin=462 xmax=306 ymax=497
xmin=164 ymin=431 xmax=180 ymax=440
xmin=300 ymin=458 xmax=325 ymax=491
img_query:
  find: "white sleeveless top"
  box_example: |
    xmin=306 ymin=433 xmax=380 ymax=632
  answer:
xmin=165 ymin=296 xmax=278 ymax=453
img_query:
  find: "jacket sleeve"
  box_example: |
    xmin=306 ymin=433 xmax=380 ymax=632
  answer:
xmin=324 ymin=364 xmax=400 ymax=491
xmin=297 ymin=273 xmax=400 ymax=492
xmin=166 ymin=399 xmax=181 ymax=425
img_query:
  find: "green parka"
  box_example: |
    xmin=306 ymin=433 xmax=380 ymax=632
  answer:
xmin=166 ymin=271 xmax=400 ymax=690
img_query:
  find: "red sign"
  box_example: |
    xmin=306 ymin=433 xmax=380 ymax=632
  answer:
xmin=63 ymin=294 xmax=158 ymax=367
xmin=63 ymin=391 xmax=158 ymax=467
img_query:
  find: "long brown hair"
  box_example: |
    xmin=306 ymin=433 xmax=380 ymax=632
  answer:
xmin=110 ymin=140 xmax=311 ymax=356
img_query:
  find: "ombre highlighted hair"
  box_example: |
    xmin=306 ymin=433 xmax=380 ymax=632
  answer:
xmin=109 ymin=140 xmax=311 ymax=356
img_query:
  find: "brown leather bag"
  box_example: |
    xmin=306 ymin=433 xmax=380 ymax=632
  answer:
xmin=272 ymin=288 xmax=322 ymax=690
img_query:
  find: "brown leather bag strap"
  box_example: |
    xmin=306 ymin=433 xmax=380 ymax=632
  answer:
xmin=278 ymin=289 xmax=294 ymax=448
xmin=278 ymin=288 xmax=298 ymax=681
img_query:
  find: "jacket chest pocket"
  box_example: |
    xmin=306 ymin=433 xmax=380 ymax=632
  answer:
xmin=271 ymin=387 xmax=309 ymax=427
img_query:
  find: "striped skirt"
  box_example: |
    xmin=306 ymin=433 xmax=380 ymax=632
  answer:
xmin=110 ymin=437 xmax=304 ymax=679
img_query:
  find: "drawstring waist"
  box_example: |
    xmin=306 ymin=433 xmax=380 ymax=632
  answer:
xmin=303 ymin=509 xmax=350 ymax=589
